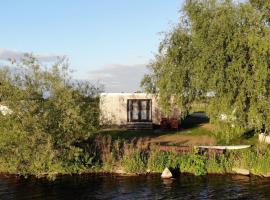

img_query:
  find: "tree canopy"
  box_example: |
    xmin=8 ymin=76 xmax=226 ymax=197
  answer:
xmin=142 ymin=0 xmax=270 ymax=139
xmin=0 ymin=55 xmax=101 ymax=176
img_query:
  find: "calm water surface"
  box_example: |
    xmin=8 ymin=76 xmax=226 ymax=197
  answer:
xmin=0 ymin=174 xmax=270 ymax=200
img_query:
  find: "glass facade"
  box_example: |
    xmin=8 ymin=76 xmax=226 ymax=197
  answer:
xmin=127 ymin=99 xmax=152 ymax=122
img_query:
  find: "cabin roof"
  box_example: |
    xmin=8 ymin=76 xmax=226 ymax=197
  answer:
xmin=100 ymin=92 xmax=155 ymax=96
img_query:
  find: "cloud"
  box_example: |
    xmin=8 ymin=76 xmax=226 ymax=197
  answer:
xmin=87 ymin=63 xmax=149 ymax=92
xmin=0 ymin=48 xmax=63 ymax=62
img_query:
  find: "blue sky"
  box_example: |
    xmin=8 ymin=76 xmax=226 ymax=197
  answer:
xmin=0 ymin=0 xmax=183 ymax=92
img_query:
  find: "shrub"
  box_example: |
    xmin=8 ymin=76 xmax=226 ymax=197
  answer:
xmin=206 ymin=154 xmax=232 ymax=174
xmin=180 ymin=151 xmax=207 ymax=176
xmin=121 ymin=149 xmax=147 ymax=173
xmin=147 ymin=151 xmax=170 ymax=172
xmin=231 ymin=146 xmax=270 ymax=175
xmin=0 ymin=55 xmax=101 ymax=177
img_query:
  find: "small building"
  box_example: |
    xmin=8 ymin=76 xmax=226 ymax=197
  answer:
xmin=100 ymin=93 xmax=163 ymax=129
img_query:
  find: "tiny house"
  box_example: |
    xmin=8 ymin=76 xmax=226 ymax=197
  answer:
xmin=100 ymin=93 xmax=163 ymax=129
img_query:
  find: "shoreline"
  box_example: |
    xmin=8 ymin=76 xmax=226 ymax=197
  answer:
xmin=1 ymin=170 xmax=270 ymax=180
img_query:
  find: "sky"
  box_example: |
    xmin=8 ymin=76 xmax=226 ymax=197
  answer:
xmin=0 ymin=0 xmax=183 ymax=92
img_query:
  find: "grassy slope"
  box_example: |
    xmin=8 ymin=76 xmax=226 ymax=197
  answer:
xmin=96 ymin=112 xmax=258 ymax=146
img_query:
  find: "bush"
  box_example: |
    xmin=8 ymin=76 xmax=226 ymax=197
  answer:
xmin=206 ymin=154 xmax=232 ymax=174
xmin=230 ymin=146 xmax=270 ymax=175
xmin=0 ymin=125 xmax=63 ymax=177
xmin=179 ymin=151 xmax=207 ymax=176
xmin=147 ymin=150 xmax=181 ymax=172
xmin=121 ymin=149 xmax=147 ymax=173
xmin=0 ymin=55 xmax=101 ymax=177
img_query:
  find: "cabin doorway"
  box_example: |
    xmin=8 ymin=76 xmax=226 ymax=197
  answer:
xmin=127 ymin=99 xmax=152 ymax=122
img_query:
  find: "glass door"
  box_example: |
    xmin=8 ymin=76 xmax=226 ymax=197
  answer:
xmin=140 ymin=100 xmax=148 ymax=121
xmin=127 ymin=99 xmax=151 ymax=122
xmin=131 ymin=100 xmax=139 ymax=121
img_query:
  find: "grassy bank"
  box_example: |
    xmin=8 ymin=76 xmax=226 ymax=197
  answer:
xmin=78 ymin=135 xmax=270 ymax=177
xmin=0 ymin=132 xmax=268 ymax=178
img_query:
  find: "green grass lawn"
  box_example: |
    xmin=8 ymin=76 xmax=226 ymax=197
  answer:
xmin=96 ymin=127 xmax=214 ymax=139
xmin=94 ymin=129 xmax=161 ymax=140
xmin=95 ymin=112 xmax=258 ymax=146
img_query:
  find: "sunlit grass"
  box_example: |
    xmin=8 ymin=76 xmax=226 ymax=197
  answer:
xmin=95 ymin=113 xmax=258 ymax=146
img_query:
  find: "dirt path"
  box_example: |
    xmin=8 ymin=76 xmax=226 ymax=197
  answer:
xmin=150 ymin=134 xmax=216 ymax=146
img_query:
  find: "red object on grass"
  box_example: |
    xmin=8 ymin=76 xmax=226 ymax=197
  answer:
xmin=170 ymin=118 xmax=179 ymax=130
xmin=160 ymin=117 xmax=179 ymax=130
xmin=160 ymin=118 xmax=169 ymax=129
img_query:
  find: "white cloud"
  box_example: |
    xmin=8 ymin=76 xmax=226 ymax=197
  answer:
xmin=0 ymin=48 xmax=63 ymax=62
xmin=87 ymin=63 xmax=149 ymax=92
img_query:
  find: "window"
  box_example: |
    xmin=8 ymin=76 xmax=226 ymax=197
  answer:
xmin=127 ymin=99 xmax=152 ymax=122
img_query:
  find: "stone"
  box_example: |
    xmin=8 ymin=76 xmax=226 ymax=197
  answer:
xmin=262 ymin=172 xmax=270 ymax=178
xmin=161 ymin=167 xmax=173 ymax=179
xmin=232 ymin=167 xmax=250 ymax=176
xmin=259 ymin=133 xmax=270 ymax=144
xmin=115 ymin=169 xmax=125 ymax=174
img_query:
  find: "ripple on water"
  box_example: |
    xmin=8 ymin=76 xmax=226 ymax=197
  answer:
xmin=0 ymin=174 xmax=269 ymax=200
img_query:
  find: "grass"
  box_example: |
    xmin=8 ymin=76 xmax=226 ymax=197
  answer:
xmin=95 ymin=113 xmax=217 ymax=146
xmin=227 ymin=130 xmax=258 ymax=145
xmin=94 ymin=129 xmax=161 ymax=140
xmin=95 ymin=112 xmax=258 ymax=146
xmin=83 ymin=112 xmax=268 ymax=176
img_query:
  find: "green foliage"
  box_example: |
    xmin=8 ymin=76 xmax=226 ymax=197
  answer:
xmin=0 ymin=54 xmax=101 ymax=177
xmin=147 ymin=150 xmax=181 ymax=172
xmin=0 ymin=123 xmax=63 ymax=177
xmin=252 ymin=149 xmax=270 ymax=175
xmin=250 ymin=0 xmax=270 ymax=22
xmin=230 ymin=146 xmax=270 ymax=175
xmin=147 ymin=149 xmax=207 ymax=176
xmin=75 ymin=134 xmax=270 ymax=176
xmin=206 ymin=154 xmax=232 ymax=174
xmin=179 ymin=150 xmax=207 ymax=176
xmin=60 ymin=146 xmax=96 ymax=173
xmin=142 ymin=0 xmax=270 ymax=140
xmin=121 ymin=149 xmax=147 ymax=173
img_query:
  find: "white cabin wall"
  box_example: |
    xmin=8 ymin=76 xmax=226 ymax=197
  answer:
xmin=100 ymin=93 xmax=162 ymax=125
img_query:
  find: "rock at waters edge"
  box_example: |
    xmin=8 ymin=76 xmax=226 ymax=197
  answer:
xmin=161 ymin=167 xmax=173 ymax=179
xmin=232 ymin=167 xmax=250 ymax=176
xmin=115 ymin=169 xmax=126 ymax=174
xmin=262 ymin=172 xmax=270 ymax=178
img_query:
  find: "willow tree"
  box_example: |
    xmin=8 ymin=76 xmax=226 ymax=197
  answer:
xmin=142 ymin=0 xmax=270 ymax=140
xmin=142 ymin=27 xmax=197 ymax=117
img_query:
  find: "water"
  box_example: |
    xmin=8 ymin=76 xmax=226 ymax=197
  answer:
xmin=0 ymin=174 xmax=270 ymax=200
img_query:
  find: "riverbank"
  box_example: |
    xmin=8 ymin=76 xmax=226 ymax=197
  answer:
xmin=2 ymin=164 xmax=270 ymax=181
xmin=0 ymin=126 xmax=267 ymax=179
xmin=1 ymin=147 xmax=270 ymax=180
xmin=3 ymin=137 xmax=269 ymax=179
xmin=0 ymin=111 xmax=267 ymax=179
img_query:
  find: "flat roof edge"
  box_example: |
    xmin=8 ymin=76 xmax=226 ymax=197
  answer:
xmin=100 ymin=93 xmax=155 ymax=96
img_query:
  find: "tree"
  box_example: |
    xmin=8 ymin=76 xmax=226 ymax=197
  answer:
xmin=141 ymin=27 xmax=197 ymax=117
xmin=0 ymin=54 xmax=101 ymax=176
xmin=142 ymin=0 xmax=270 ymax=140
xmin=250 ymin=0 xmax=270 ymax=23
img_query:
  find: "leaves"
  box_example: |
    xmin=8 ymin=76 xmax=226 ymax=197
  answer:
xmin=0 ymin=54 xmax=101 ymax=176
xmin=142 ymin=0 xmax=270 ymax=138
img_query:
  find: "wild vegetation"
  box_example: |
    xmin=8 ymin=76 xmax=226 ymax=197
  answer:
xmin=1 ymin=0 xmax=270 ymax=179
xmin=0 ymin=54 xmax=101 ymax=178
xmin=82 ymin=135 xmax=270 ymax=177
xmin=141 ymin=0 xmax=270 ymax=141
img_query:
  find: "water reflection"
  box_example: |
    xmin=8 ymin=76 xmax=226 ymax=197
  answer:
xmin=0 ymin=174 xmax=269 ymax=199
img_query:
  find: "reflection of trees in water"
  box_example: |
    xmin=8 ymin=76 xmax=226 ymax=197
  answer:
xmin=1 ymin=175 xmax=270 ymax=199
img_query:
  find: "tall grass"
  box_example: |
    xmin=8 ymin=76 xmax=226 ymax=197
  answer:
xmin=81 ymin=135 xmax=270 ymax=176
